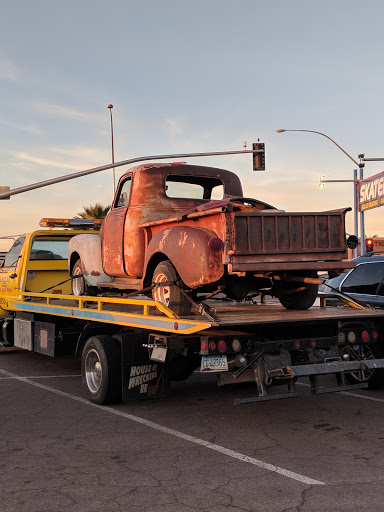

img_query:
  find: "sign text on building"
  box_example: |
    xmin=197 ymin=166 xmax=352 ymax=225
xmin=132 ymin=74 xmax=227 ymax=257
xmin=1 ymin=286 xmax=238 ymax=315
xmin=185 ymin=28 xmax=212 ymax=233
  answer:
xmin=358 ymin=170 xmax=384 ymax=212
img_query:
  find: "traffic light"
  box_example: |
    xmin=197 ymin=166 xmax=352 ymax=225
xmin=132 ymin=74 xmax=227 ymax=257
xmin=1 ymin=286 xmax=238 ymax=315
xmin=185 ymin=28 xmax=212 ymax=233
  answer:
xmin=365 ymin=238 xmax=374 ymax=253
xmin=253 ymin=142 xmax=265 ymax=171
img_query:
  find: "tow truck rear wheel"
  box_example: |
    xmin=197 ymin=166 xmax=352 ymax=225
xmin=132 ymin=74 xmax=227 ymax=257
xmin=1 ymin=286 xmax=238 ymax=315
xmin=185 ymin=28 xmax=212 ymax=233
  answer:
xmin=152 ymin=260 xmax=192 ymax=316
xmin=81 ymin=335 xmax=122 ymax=404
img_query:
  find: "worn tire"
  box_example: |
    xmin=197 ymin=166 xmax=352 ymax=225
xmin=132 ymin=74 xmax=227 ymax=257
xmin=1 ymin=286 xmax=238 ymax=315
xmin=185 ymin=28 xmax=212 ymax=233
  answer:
xmin=81 ymin=335 xmax=122 ymax=404
xmin=278 ymin=280 xmax=318 ymax=310
xmin=71 ymin=258 xmax=96 ymax=296
xmin=152 ymin=260 xmax=192 ymax=316
xmin=167 ymin=354 xmax=201 ymax=382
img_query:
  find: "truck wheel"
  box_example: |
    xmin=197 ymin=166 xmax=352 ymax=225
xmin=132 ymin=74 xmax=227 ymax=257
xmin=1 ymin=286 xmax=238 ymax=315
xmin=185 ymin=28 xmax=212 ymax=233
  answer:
xmin=81 ymin=335 xmax=122 ymax=404
xmin=345 ymin=344 xmax=384 ymax=389
xmin=278 ymin=283 xmax=318 ymax=310
xmin=71 ymin=258 xmax=96 ymax=296
xmin=152 ymin=261 xmax=192 ymax=316
xmin=167 ymin=354 xmax=201 ymax=382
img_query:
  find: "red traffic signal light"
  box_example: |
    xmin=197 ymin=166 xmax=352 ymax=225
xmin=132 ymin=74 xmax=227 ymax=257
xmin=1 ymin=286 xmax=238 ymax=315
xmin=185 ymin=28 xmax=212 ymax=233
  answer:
xmin=365 ymin=238 xmax=374 ymax=253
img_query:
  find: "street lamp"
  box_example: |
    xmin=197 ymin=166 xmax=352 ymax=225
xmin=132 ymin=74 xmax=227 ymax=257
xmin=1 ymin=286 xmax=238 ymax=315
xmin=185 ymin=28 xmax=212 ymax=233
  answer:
xmin=276 ymin=128 xmax=363 ymax=257
xmin=275 ymin=129 xmax=361 ymax=167
xmin=107 ymin=104 xmax=115 ymax=195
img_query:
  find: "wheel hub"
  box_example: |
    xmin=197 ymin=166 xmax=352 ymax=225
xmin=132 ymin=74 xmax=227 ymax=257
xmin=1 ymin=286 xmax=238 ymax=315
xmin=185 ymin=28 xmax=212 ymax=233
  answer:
xmin=85 ymin=349 xmax=103 ymax=393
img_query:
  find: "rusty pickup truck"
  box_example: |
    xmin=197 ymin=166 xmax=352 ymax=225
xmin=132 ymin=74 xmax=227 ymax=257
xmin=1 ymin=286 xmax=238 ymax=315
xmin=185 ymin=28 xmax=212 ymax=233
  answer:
xmin=68 ymin=162 xmax=355 ymax=314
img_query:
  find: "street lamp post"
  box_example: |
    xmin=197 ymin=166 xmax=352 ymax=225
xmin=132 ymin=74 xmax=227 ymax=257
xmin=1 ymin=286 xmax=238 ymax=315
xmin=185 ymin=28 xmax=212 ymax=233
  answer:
xmin=107 ymin=104 xmax=115 ymax=196
xmin=276 ymin=128 xmax=364 ymax=257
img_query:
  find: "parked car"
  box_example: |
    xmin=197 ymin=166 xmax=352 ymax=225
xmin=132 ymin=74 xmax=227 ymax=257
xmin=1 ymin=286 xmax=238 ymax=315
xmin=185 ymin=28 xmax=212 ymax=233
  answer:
xmin=323 ymin=253 xmax=384 ymax=308
xmin=323 ymin=253 xmax=384 ymax=388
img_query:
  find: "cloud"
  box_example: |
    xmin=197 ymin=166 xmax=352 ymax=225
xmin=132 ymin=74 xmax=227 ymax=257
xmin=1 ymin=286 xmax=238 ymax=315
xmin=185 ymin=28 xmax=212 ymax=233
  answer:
xmin=31 ymin=102 xmax=105 ymax=123
xmin=164 ymin=117 xmax=184 ymax=138
xmin=0 ymin=120 xmax=42 ymax=135
xmin=0 ymin=57 xmax=18 ymax=80
xmin=12 ymin=145 xmax=110 ymax=173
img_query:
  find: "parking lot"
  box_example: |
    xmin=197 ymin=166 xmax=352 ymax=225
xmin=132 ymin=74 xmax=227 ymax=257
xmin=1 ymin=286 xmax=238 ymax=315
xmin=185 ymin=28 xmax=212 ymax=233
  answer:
xmin=2 ymin=349 xmax=384 ymax=512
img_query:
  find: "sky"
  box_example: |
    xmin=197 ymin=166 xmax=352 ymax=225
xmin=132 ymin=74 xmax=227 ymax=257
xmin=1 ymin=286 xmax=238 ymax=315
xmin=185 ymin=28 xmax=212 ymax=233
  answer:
xmin=1 ymin=0 xmax=384 ymax=251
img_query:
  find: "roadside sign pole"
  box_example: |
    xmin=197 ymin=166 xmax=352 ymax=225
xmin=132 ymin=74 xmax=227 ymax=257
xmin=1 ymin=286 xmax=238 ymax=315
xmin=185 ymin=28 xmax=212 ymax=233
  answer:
xmin=353 ymin=169 xmax=359 ymax=258
xmin=360 ymin=167 xmax=365 ymax=254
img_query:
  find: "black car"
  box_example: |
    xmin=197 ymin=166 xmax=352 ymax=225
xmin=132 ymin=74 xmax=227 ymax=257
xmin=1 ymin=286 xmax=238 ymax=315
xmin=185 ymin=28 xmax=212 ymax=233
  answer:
xmin=323 ymin=253 xmax=384 ymax=388
xmin=323 ymin=253 xmax=384 ymax=308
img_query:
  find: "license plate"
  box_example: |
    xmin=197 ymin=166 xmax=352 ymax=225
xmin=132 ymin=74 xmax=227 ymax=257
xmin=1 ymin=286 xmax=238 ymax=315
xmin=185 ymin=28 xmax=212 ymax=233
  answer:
xmin=200 ymin=355 xmax=228 ymax=372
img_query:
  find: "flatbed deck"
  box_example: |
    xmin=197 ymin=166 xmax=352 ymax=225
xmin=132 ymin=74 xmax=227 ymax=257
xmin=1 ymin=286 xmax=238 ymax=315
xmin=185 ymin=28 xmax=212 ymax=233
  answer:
xmin=200 ymin=300 xmax=384 ymax=326
xmin=8 ymin=292 xmax=384 ymax=334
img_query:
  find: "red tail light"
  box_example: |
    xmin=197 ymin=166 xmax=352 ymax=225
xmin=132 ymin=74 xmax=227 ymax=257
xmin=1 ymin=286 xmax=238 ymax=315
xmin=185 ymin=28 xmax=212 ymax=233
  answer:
xmin=208 ymin=238 xmax=224 ymax=253
xmin=361 ymin=331 xmax=370 ymax=342
xmin=218 ymin=339 xmax=227 ymax=352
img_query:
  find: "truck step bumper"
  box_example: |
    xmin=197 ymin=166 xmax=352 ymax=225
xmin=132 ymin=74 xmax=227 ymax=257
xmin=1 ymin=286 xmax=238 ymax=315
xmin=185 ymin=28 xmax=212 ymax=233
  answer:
xmin=231 ymin=358 xmax=384 ymax=404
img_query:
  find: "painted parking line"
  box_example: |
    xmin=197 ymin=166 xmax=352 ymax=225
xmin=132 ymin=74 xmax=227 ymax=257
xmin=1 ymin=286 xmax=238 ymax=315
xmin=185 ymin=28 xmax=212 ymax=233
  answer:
xmin=297 ymin=381 xmax=384 ymax=403
xmin=0 ymin=368 xmax=325 ymax=486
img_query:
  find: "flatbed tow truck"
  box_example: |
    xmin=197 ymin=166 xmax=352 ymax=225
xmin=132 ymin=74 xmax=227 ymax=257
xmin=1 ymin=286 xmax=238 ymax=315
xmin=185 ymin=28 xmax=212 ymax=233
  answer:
xmin=1 ymin=218 xmax=384 ymax=405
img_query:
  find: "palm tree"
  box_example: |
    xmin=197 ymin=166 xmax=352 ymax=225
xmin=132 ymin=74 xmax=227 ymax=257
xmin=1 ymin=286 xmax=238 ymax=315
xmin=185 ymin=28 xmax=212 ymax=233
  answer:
xmin=75 ymin=203 xmax=111 ymax=219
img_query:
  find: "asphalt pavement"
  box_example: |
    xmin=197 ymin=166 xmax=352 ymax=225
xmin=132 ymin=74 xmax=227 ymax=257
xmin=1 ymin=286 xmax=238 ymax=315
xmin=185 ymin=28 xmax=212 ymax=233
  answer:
xmin=1 ymin=349 xmax=384 ymax=512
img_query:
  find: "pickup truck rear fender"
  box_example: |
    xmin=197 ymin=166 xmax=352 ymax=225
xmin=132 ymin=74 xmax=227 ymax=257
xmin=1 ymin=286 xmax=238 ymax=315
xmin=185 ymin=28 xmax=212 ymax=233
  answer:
xmin=144 ymin=226 xmax=224 ymax=289
xmin=68 ymin=234 xmax=112 ymax=287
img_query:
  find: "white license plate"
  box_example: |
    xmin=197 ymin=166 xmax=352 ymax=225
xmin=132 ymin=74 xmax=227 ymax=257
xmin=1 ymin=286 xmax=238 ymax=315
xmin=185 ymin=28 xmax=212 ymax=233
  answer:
xmin=200 ymin=355 xmax=228 ymax=372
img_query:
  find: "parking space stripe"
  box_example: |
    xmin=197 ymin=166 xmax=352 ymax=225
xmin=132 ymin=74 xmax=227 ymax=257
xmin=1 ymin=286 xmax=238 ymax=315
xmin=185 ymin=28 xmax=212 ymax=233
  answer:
xmin=297 ymin=381 xmax=384 ymax=403
xmin=0 ymin=368 xmax=325 ymax=486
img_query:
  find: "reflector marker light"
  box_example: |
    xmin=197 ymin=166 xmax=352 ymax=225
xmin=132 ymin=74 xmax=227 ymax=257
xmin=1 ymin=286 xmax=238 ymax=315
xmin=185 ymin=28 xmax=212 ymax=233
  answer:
xmin=209 ymin=341 xmax=217 ymax=351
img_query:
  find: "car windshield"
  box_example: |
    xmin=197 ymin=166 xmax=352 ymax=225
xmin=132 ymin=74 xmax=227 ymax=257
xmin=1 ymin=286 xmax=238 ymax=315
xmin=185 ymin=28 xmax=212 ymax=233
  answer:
xmin=341 ymin=262 xmax=384 ymax=295
xmin=325 ymin=272 xmax=347 ymax=292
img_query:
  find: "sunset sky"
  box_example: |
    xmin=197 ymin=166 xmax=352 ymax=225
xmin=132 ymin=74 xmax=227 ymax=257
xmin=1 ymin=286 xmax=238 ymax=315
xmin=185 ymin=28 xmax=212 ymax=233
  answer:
xmin=1 ymin=0 xmax=383 ymax=250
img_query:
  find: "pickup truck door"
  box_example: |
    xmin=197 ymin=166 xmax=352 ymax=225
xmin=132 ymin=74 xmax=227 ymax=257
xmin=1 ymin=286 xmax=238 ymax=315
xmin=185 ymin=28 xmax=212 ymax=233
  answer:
xmin=101 ymin=176 xmax=132 ymax=277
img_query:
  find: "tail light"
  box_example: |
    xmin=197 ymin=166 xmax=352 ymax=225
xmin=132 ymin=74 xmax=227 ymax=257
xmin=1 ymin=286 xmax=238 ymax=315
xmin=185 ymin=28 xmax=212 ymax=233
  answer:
xmin=218 ymin=339 xmax=227 ymax=353
xmin=208 ymin=238 xmax=224 ymax=253
xmin=209 ymin=341 xmax=217 ymax=351
xmin=361 ymin=331 xmax=370 ymax=342
xmin=231 ymin=338 xmax=242 ymax=352
xmin=372 ymin=330 xmax=379 ymax=340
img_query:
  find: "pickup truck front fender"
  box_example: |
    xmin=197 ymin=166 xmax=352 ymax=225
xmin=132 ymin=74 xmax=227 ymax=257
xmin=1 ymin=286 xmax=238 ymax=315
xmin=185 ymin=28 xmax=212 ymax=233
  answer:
xmin=144 ymin=226 xmax=224 ymax=289
xmin=68 ymin=234 xmax=112 ymax=287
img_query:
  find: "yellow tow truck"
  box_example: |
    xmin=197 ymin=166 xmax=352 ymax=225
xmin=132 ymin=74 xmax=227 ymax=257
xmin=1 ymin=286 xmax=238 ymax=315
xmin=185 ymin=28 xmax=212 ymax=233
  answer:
xmin=2 ymin=217 xmax=384 ymax=407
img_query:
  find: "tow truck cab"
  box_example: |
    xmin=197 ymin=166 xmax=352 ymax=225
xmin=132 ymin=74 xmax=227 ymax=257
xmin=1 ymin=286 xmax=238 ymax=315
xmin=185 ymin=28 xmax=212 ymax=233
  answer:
xmin=0 ymin=218 xmax=101 ymax=316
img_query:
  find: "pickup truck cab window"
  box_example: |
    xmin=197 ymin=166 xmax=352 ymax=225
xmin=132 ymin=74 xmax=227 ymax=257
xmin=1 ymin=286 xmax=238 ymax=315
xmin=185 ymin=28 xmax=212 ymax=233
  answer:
xmin=115 ymin=177 xmax=132 ymax=208
xmin=165 ymin=175 xmax=224 ymax=200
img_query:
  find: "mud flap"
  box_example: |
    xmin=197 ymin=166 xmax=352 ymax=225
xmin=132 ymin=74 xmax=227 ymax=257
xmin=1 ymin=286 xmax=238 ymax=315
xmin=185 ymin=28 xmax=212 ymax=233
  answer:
xmin=121 ymin=332 xmax=170 ymax=402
